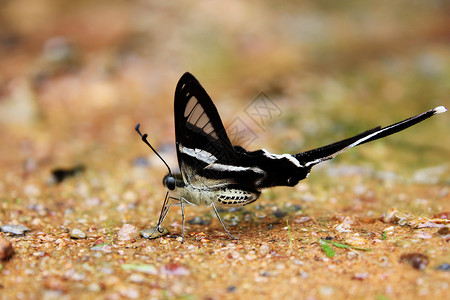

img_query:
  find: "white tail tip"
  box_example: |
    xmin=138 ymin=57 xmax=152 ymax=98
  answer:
xmin=434 ymin=106 xmax=447 ymax=114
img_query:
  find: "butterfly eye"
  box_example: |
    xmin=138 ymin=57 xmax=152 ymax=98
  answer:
xmin=165 ymin=176 xmax=176 ymax=191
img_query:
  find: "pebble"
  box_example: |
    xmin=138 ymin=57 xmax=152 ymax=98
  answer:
xmin=259 ymin=243 xmax=270 ymax=255
xmin=272 ymin=209 xmax=287 ymax=218
xmin=347 ymin=251 xmax=359 ymax=260
xmin=140 ymin=227 xmax=169 ymax=239
xmin=91 ymin=243 xmax=112 ymax=252
xmin=117 ymin=224 xmax=139 ymax=241
xmin=436 ymin=263 xmax=450 ymax=271
xmin=437 ymin=227 xmax=450 ymax=240
xmin=188 ymin=216 xmax=211 ymax=225
xmin=223 ymin=214 xmax=240 ymax=226
xmin=119 ymin=287 xmax=140 ymax=299
xmin=319 ymin=286 xmax=334 ymax=297
xmin=299 ymin=271 xmax=309 ymax=279
xmin=87 ymin=283 xmax=102 ymax=292
xmin=0 ymin=236 xmax=14 ymax=261
xmin=381 ymin=208 xmax=398 ymax=223
xmin=412 ymin=165 xmax=446 ymax=184
xmin=160 ymin=263 xmax=190 ymax=276
xmin=433 ymin=212 xmax=450 ymax=219
xmin=129 ymin=273 xmax=146 ymax=283
xmin=0 ymin=224 xmax=31 ymax=235
xmin=345 ymin=236 xmax=368 ymax=247
xmin=352 ymin=272 xmax=369 ymax=280
xmin=335 ymin=222 xmax=352 ymax=233
xmin=294 ymin=216 xmax=313 ymax=224
xmin=413 ymin=232 xmax=432 ymax=239
xmin=132 ymin=156 xmax=149 ymax=167
xmin=399 ymin=253 xmax=429 ymax=270
xmin=70 ymin=228 xmax=86 ymax=239
xmin=43 ymin=276 xmax=68 ymax=292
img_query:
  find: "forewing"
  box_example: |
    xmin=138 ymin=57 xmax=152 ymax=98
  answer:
xmin=174 ymin=73 xmax=239 ymax=186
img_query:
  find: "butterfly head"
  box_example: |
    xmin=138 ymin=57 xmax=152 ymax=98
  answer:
xmin=163 ymin=173 xmax=185 ymax=191
xmin=163 ymin=174 xmax=176 ymax=190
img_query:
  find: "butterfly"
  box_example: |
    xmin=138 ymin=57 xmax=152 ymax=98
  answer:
xmin=136 ymin=72 xmax=447 ymax=241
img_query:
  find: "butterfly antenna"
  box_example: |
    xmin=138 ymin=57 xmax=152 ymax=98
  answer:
xmin=135 ymin=123 xmax=173 ymax=175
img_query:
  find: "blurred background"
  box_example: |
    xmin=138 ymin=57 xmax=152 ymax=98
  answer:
xmin=1 ymin=2 xmax=449 ymax=298
xmin=0 ymin=0 xmax=449 ymax=188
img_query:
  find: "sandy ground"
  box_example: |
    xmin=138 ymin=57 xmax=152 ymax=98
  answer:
xmin=0 ymin=1 xmax=449 ymax=299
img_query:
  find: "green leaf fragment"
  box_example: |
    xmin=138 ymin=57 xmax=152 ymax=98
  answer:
xmin=376 ymin=294 xmax=391 ymax=300
xmin=381 ymin=231 xmax=387 ymax=240
xmin=121 ymin=264 xmax=157 ymax=274
xmin=287 ymin=220 xmax=293 ymax=245
xmin=326 ymin=240 xmax=372 ymax=251
xmin=319 ymin=239 xmax=336 ymax=258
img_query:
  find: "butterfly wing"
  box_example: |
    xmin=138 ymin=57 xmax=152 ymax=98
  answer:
xmin=174 ymin=73 xmax=264 ymax=189
xmin=295 ymin=106 xmax=447 ymax=167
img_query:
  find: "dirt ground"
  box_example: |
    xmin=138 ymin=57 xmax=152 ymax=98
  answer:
xmin=0 ymin=1 xmax=449 ymax=299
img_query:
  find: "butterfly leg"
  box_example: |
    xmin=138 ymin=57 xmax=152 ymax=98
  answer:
xmin=211 ymin=201 xmax=238 ymax=240
xmin=142 ymin=196 xmax=181 ymax=239
xmin=180 ymin=197 xmax=186 ymax=243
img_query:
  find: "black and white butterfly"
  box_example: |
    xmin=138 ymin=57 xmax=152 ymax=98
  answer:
xmin=136 ymin=72 xmax=446 ymax=241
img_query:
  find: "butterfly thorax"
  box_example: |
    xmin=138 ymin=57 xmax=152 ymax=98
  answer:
xmin=163 ymin=173 xmax=260 ymax=207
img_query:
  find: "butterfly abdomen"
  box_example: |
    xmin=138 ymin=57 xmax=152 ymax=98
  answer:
xmin=217 ymin=189 xmax=260 ymax=206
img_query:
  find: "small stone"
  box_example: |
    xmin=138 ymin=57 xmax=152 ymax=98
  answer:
xmin=119 ymin=287 xmax=140 ymax=299
xmin=87 ymin=283 xmax=102 ymax=292
xmin=285 ymin=204 xmax=302 ymax=212
xmin=0 ymin=224 xmax=31 ymax=235
xmin=294 ymin=216 xmax=313 ymax=224
xmin=129 ymin=273 xmax=146 ymax=283
xmin=433 ymin=212 xmax=450 ymax=219
xmin=319 ymin=286 xmax=334 ymax=296
xmin=223 ymin=214 xmax=240 ymax=226
xmin=117 ymin=224 xmax=139 ymax=241
xmin=335 ymin=217 xmax=354 ymax=233
xmin=132 ymin=156 xmax=149 ymax=167
xmin=399 ymin=253 xmax=429 ymax=270
xmin=381 ymin=208 xmax=398 ymax=223
xmin=437 ymin=227 xmax=450 ymax=241
xmin=345 ymin=236 xmax=368 ymax=247
xmin=335 ymin=222 xmax=352 ymax=233
xmin=0 ymin=236 xmax=14 ymax=261
xmin=299 ymin=271 xmax=309 ymax=279
xmin=43 ymin=276 xmax=68 ymax=292
xmin=188 ymin=216 xmax=211 ymax=225
xmin=413 ymin=166 xmax=446 ymax=184
xmin=227 ymin=286 xmax=236 ymax=293
xmin=352 ymin=272 xmax=369 ymax=280
xmin=245 ymin=251 xmax=257 ymax=260
xmin=160 ymin=263 xmax=190 ymax=276
xmin=437 ymin=227 xmax=449 ymax=235
xmin=347 ymin=251 xmax=359 ymax=260
xmin=140 ymin=227 xmax=169 ymax=239
xmin=259 ymin=243 xmax=270 ymax=255
xmin=70 ymin=228 xmax=86 ymax=239
xmin=436 ymin=263 xmax=450 ymax=271
xmin=272 ymin=209 xmax=287 ymax=218
xmin=90 ymin=243 xmax=112 ymax=252
xmin=413 ymin=232 xmax=432 ymax=239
